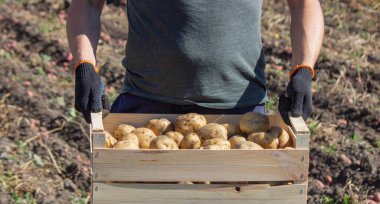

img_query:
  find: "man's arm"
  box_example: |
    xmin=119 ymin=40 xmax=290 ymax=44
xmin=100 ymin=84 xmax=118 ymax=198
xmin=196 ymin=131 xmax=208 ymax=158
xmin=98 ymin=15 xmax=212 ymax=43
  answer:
xmin=66 ymin=0 xmax=105 ymax=65
xmin=66 ymin=0 xmax=110 ymax=123
xmin=287 ymin=0 xmax=324 ymax=68
xmin=280 ymin=0 xmax=324 ymax=120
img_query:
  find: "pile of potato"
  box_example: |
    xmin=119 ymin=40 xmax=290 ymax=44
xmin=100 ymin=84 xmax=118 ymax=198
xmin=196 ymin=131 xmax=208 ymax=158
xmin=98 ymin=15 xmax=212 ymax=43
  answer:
xmin=104 ymin=112 xmax=294 ymax=150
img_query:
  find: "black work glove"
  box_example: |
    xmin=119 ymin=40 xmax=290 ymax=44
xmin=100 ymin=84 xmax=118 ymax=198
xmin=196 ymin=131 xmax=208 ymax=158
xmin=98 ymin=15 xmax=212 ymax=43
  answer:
xmin=75 ymin=62 xmax=110 ymax=123
xmin=279 ymin=68 xmax=313 ymax=122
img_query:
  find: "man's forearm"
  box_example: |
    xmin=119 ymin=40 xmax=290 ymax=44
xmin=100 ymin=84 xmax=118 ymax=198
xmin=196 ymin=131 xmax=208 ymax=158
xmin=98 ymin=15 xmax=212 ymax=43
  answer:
xmin=288 ymin=0 xmax=324 ymax=68
xmin=66 ymin=0 xmax=105 ymax=65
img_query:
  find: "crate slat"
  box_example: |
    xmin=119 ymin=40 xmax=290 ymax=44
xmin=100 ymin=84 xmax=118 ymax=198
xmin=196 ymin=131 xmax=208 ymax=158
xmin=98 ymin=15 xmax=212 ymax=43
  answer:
xmin=92 ymin=182 xmax=307 ymax=204
xmin=92 ymin=149 xmax=308 ymax=182
xmin=269 ymin=181 xmax=308 ymax=204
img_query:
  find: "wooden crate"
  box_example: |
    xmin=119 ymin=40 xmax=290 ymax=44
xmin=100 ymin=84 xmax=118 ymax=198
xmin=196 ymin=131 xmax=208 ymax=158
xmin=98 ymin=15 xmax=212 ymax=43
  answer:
xmin=90 ymin=112 xmax=310 ymax=204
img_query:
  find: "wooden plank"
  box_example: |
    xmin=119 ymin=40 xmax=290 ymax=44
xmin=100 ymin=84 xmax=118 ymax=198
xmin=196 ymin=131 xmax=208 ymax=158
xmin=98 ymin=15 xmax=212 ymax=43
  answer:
xmin=92 ymin=182 xmax=307 ymax=204
xmin=295 ymin=134 xmax=310 ymax=149
xmin=93 ymin=183 xmax=270 ymax=204
xmin=289 ymin=116 xmax=309 ymax=135
xmin=90 ymin=112 xmax=105 ymax=204
xmin=92 ymin=133 xmax=106 ymax=149
xmin=269 ymin=181 xmax=307 ymax=204
xmin=92 ymin=149 xmax=308 ymax=182
xmin=91 ymin=112 xmax=104 ymax=132
xmin=288 ymin=116 xmax=310 ymax=149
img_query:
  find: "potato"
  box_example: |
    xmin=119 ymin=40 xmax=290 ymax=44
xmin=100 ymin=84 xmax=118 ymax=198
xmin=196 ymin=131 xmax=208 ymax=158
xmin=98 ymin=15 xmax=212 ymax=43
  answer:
xmin=235 ymin=141 xmax=263 ymax=150
xmin=132 ymin=128 xmax=157 ymax=149
xmin=197 ymin=123 xmax=228 ymax=142
xmin=174 ymin=113 xmax=207 ymax=135
xmin=105 ymin=131 xmax=117 ymax=148
xmin=165 ymin=131 xmax=184 ymax=145
xmin=267 ymin=126 xmax=291 ymax=148
xmin=133 ymin=127 xmax=156 ymax=136
xmin=222 ymin=123 xmax=244 ymax=138
xmin=119 ymin=133 xmax=139 ymax=144
xmin=239 ymin=112 xmax=269 ymax=134
xmin=146 ymin=118 xmax=174 ymax=135
xmin=247 ymin=132 xmax=279 ymax=149
xmin=113 ymin=140 xmax=139 ymax=149
xmin=228 ymin=136 xmax=246 ymax=149
xmin=202 ymin=138 xmax=230 ymax=150
xmin=179 ymin=133 xmax=201 ymax=149
xmin=149 ymin=136 xmax=179 ymax=150
xmin=114 ymin=124 xmax=135 ymax=140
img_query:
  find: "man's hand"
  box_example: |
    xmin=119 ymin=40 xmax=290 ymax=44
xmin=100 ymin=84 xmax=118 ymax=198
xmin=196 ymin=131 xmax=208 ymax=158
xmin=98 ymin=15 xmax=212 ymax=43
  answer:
xmin=287 ymin=68 xmax=312 ymax=120
xmin=279 ymin=68 xmax=312 ymax=122
xmin=75 ymin=62 xmax=110 ymax=123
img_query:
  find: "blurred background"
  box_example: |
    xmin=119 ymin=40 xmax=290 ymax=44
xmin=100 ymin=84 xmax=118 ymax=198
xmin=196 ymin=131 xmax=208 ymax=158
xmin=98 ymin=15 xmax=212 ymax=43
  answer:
xmin=0 ymin=0 xmax=379 ymax=203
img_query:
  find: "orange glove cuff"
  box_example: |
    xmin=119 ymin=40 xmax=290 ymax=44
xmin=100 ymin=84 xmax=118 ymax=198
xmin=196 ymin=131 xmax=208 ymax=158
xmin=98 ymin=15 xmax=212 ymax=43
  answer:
xmin=74 ymin=60 xmax=100 ymax=73
xmin=289 ymin=64 xmax=314 ymax=79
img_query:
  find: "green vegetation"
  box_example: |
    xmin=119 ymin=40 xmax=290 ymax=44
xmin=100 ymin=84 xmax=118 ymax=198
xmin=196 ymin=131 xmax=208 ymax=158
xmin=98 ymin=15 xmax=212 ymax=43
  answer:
xmin=11 ymin=192 xmax=35 ymax=204
xmin=0 ymin=171 xmax=15 ymax=192
xmin=15 ymin=140 xmax=27 ymax=153
xmin=36 ymin=67 xmax=46 ymax=76
xmin=70 ymin=191 xmax=88 ymax=204
xmin=40 ymin=54 xmax=52 ymax=62
xmin=308 ymin=120 xmax=320 ymax=135
xmin=107 ymin=88 xmax=119 ymax=104
xmin=0 ymin=50 xmax=13 ymax=59
xmin=320 ymin=144 xmax=337 ymax=156
xmin=351 ymin=133 xmax=360 ymax=142
xmin=375 ymin=140 xmax=380 ymax=149
xmin=70 ymin=196 xmax=87 ymax=204
xmin=323 ymin=195 xmax=335 ymax=204
xmin=32 ymin=154 xmax=45 ymax=167
xmin=37 ymin=15 xmax=60 ymax=34
xmin=343 ymin=194 xmax=351 ymax=204
xmin=322 ymin=194 xmax=352 ymax=204
xmin=265 ymin=96 xmax=277 ymax=113
xmin=68 ymin=107 xmax=78 ymax=120
xmin=327 ymin=145 xmax=336 ymax=155
xmin=51 ymin=96 xmax=66 ymax=107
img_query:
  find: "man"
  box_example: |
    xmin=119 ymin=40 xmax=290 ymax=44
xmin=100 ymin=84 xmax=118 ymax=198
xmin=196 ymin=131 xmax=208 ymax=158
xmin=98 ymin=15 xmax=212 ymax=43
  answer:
xmin=67 ymin=0 xmax=324 ymax=123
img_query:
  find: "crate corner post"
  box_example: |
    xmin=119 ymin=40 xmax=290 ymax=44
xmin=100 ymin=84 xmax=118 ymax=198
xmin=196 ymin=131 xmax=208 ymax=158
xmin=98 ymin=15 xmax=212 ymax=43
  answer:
xmin=289 ymin=116 xmax=310 ymax=149
xmin=90 ymin=112 xmax=106 ymax=204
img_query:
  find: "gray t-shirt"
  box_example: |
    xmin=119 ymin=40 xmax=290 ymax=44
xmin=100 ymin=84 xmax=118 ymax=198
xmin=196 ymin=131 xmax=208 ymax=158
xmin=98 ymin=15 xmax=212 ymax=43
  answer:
xmin=122 ymin=0 xmax=267 ymax=109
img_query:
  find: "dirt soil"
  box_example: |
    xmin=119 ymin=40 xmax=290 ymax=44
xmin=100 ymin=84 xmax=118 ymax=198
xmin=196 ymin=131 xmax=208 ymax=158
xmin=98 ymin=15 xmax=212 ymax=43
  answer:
xmin=0 ymin=0 xmax=379 ymax=204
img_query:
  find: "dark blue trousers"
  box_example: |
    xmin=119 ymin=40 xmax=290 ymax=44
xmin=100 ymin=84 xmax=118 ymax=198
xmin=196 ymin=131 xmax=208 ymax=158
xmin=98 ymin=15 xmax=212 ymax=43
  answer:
xmin=111 ymin=93 xmax=266 ymax=115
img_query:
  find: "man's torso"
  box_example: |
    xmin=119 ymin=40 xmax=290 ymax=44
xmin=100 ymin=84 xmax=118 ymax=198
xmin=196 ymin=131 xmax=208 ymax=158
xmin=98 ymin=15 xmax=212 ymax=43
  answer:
xmin=122 ymin=0 xmax=267 ymax=109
